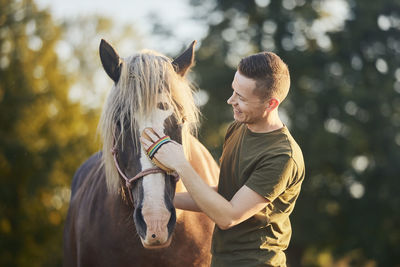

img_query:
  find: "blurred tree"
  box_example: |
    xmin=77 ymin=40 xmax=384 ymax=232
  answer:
xmin=0 ymin=1 xmax=98 ymax=266
xmin=188 ymin=0 xmax=400 ymax=266
xmin=0 ymin=1 xmax=118 ymax=266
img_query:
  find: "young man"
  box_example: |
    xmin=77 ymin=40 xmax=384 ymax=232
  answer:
xmin=141 ymin=52 xmax=305 ymax=267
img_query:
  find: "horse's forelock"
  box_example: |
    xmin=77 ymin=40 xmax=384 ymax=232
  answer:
xmin=99 ymin=50 xmax=199 ymax=194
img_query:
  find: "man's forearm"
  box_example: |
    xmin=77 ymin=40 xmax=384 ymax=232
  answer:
xmin=174 ymin=186 xmax=218 ymax=212
xmin=174 ymin=192 xmax=202 ymax=212
xmin=176 ymin=163 xmax=235 ymax=229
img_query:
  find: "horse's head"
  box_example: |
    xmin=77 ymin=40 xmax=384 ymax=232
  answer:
xmin=98 ymin=39 xmax=198 ymax=248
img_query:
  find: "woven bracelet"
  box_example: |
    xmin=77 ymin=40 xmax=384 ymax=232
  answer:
xmin=146 ymin=136 xmax=171 ymax=159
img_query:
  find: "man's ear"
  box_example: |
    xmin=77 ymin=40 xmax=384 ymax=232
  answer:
xmin=266 ymin=98 xmax=280 ymax=111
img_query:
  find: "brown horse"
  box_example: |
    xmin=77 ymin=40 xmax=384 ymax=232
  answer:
xmin=63 ymin=40 xmax=219 ymax=266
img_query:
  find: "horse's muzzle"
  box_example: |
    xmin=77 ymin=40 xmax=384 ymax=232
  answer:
xmin=135 ymin=204 xmax=175 ymax=249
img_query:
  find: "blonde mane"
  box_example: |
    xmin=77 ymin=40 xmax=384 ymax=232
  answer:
xmin=98 ymin=49 xmax=199 ymax=194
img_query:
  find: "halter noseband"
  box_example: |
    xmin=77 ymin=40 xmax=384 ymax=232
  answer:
xmin=111 ymin=137 xmax=179 ymax=205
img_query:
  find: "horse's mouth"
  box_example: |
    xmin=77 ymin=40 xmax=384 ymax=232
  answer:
xmin=141 ymin=236 xmax=172 ymax=249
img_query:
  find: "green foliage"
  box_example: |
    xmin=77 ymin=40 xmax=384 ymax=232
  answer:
xmin=0 ymin=0 xmax=100 ymax=265
xmin=189 ymin=0 xmax=400 ymax=265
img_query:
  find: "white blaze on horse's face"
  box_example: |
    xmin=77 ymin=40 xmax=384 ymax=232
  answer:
xmin=138 ymin=102 xmax=173 ymax=247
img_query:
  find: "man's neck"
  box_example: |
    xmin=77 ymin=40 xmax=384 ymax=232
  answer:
xmin=246 ymin=111 xmax=284 ymax=133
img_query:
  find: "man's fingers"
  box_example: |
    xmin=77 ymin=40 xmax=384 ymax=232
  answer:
xmin=140 ymin=137 xmax=153 ymax=149
xmin=144 ymin=128 xmax=159 ymax=141
xmin=153 ymin=127 xmax=165 ymax=137
xmin=141 ymin=128 xmax=174 ymax=155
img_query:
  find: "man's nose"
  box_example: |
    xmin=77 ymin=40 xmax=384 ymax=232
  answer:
xmin=227 ymin=94 xmax=234 ymax=105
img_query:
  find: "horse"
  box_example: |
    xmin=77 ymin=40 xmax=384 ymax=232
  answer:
xmin=63 ymin=39 xmax=219 ymax=267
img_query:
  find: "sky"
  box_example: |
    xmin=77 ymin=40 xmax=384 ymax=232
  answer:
xmin=36 ymin=0 xmax=190 ymax=22
xmin=35 ymin=0 xmax=207 ymax=52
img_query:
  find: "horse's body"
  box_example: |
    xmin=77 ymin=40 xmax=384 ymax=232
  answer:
xmin=63 ymin=40 xmax=219 ymax=266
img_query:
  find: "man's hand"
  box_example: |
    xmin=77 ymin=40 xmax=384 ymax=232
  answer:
xmin=140 ymin=128 xmax=188 ymax=171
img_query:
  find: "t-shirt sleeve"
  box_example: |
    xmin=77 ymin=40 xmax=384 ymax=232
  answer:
xmin=245 ymin=155 xmax=294 ymax=202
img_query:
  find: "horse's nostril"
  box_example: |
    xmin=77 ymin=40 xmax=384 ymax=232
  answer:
xmin=152 ymin=234 xmax=156 ymax=238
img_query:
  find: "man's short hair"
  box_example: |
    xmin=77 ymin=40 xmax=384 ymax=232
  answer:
xmin=238 ymin=52 xmax=290 ymax=102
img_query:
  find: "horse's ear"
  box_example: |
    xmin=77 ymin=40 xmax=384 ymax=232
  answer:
xmin=172 ymin=40 xmax=197 ymax=77
xmin=99 ymin=39 xmax=122 ymax=83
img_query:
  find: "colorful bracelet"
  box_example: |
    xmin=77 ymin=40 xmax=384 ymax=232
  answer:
xmin=146 ymin=136 xmax=171 ymax=159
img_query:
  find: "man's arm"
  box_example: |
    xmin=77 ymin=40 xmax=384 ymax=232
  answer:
xmin=174 ymin=186 xmax=218 ymax=212
xmin=141 ymin=129 xmax=269 ymax=229
xmin=176 ymin=163 xmax=268 ymax=230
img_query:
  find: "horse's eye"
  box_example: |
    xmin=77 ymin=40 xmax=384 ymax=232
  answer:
xmin=157 ymin=103 xmax=169 ymax=110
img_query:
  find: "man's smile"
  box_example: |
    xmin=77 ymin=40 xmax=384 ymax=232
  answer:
xmin=233 ymin=108 xmax=242 ymax=114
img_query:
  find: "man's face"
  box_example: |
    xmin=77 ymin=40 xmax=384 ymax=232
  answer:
xmin=227 ymin=71 xmax=267 ymax=125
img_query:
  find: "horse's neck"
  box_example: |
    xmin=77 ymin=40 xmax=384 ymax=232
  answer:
xmin=176 ymin=135 xmax=219 ymax=193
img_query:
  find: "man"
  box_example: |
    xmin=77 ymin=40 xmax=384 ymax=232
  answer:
xmin=141 ymin=52 xmax=305 ymax=267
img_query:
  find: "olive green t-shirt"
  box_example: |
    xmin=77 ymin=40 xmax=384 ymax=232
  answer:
xmin=211 ymin=122 xmax=305 ymax=267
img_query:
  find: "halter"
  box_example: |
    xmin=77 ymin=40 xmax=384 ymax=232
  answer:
xmin=111 ymin=136 xmax=179 ymax=205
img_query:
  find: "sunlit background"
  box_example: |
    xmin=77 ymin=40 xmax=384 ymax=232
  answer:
xmin=1 ymin=0 xmax=399 ymax=266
